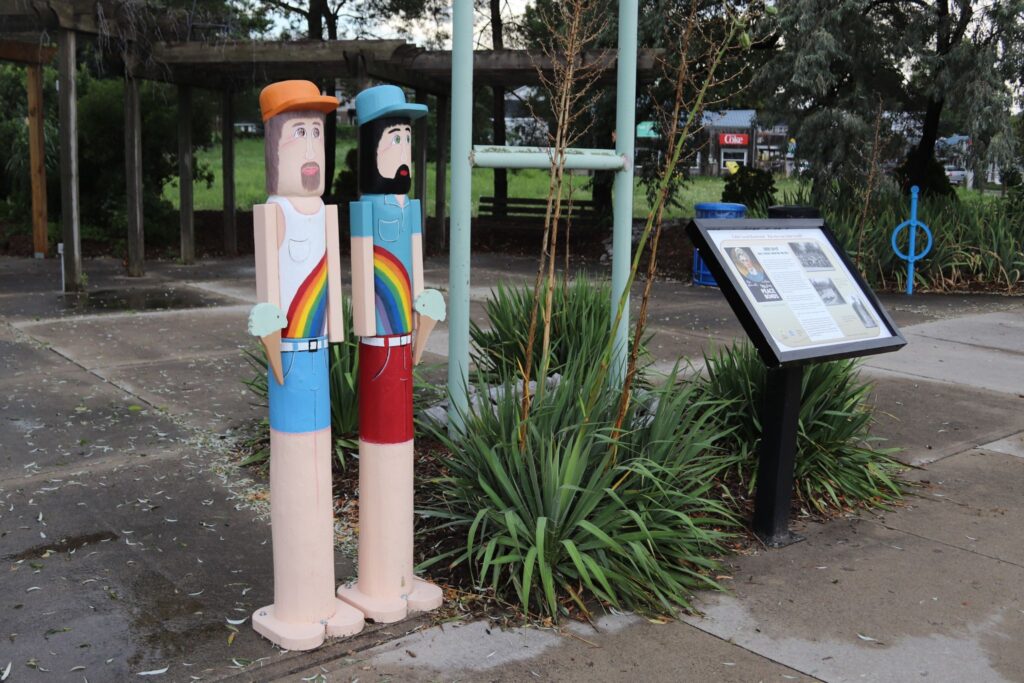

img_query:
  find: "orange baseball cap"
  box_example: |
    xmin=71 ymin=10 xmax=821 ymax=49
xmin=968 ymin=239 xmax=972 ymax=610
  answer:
xmin=259 ymin=80 xmax=339 ymax=122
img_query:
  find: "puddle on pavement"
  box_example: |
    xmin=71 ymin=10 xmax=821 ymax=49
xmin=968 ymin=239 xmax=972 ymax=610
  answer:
xmin=60 ymin=287 xmax=227 ymax=313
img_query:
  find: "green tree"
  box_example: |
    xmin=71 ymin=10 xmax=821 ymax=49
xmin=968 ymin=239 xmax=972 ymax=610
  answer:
xmin=758 ymin=0 xmax=1024 ymax=198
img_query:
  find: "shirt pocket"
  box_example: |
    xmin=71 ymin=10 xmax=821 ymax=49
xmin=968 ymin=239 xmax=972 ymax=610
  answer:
xmin=376 ymin=218 xmax=400 ymax=243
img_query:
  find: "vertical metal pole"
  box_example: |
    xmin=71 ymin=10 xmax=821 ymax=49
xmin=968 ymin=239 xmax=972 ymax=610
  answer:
xmin=57 ymin=28 xmax=82 ymax=292
xmin=447 ymin=0 xmax=474 ymax=429
xmin=178 ymin=85 xmax=195 ymax=264
xmin=124 ymin=69 xmax=145 ymax=277
xmin=27 ymin=64 xmax=48 ymax=259
xmin=753 ymin=364 xmax=805 ymax=547
xmin=610 ymin=0 xmax=638 ymax=386
xmin=222 ymin=89 xmax=237 ymax=257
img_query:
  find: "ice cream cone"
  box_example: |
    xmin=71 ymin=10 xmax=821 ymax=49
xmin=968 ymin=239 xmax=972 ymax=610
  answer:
xmin=262 ymin=330 xmax=284 ymax=384
xmin=412 ymin=317 xmax=437 ymax=366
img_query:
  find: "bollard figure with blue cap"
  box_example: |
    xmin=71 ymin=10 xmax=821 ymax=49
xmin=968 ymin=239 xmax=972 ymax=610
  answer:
xmin=336 ymin=85 xmax=445 ymax=622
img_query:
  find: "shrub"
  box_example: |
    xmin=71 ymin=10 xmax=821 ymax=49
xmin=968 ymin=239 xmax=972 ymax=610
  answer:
xmin=470 ymin=276 xmax=649 ymax=382
xmin=695 ymin=342 xmax=905 ymax=514
xmin=419 ymin=360 xmax=737 ymax=621
xmin=721 ymin=166 xmax=776 ymax=212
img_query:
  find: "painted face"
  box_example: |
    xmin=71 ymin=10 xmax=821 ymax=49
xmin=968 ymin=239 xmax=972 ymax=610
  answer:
xmin=376 ymin=124 xmax=412 ymax=183
xmin=734 ymin=249 xmax=753 ymax=269
xmin=274 ymin=116 xmax=325 ymax=197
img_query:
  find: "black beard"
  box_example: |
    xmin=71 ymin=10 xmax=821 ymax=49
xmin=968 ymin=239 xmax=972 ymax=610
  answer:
xmin=368 ymin=165 xmax=411 ymax=195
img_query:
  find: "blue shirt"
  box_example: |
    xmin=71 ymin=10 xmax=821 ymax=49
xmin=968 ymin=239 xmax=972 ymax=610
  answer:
xmin=350 ymin=194 xmax=421 ymax=335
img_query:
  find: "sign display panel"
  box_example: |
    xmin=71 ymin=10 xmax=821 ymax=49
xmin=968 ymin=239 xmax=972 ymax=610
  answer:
xmin=718 ymin=133 xmax=749 ymax=146
xmin=687 ymin=219 xmax=905 ymax=365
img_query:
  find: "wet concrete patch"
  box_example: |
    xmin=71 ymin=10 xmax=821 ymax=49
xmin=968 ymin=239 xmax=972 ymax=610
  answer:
xmin=0 ymin=368 xmax=187 ymax=473
xmin=982 ymin=431 xmax=1024 ymax=459
xmin=683 ymin=517 xmax=1024 ymax=682
xmin=0 ymin=455 xmax=302 ymax=681
xmin=0 ymin=286 xmax=239 ymax=322
xmin=866 ymin=375 xmax=1024 ymax=465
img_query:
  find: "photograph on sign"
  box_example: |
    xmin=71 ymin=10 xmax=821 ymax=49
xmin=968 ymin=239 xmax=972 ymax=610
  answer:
xmin=706 ymin=228 xmax=892 ymax=351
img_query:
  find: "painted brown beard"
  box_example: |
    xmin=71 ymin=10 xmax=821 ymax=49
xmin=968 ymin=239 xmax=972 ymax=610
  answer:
xmin=300 ymin=162 xmax=321 ymax=192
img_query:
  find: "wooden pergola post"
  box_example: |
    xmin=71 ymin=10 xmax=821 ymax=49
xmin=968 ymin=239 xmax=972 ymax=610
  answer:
xmin=57 ymin=28 xmax=81 ymax=291
xmin=221 ymin=89 xmax=237 ymax=257
xmin=433 ymin=94 xmax=449 ymax=251
xmin=178 ymin=85 xmax=194 ymax=264
xmin=26 ymin=64 xmax=47 ymax=259
xmin=414 ymin=89 xmax=428 ymax=235
xmin=124 ymin=64 xmax=145 ymax=277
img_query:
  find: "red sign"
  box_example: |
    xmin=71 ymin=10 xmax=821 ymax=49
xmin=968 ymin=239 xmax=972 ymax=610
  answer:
xmin=719 ymin=133 xmax=749 ymax=146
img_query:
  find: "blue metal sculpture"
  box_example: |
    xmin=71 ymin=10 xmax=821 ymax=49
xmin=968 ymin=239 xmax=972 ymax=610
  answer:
xmin=891 ymin=185 xmax=932 ymax=295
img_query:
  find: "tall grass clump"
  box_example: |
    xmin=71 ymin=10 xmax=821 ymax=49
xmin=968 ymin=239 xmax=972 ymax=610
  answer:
xmin=470 ymin=276 xmax=649 ymax=382
xmin=695 ymin=343 xmax=905 ymax=513
xmin=420 ymin=359 xmax=737 ymax=620
xmin=781 ymin=184 xmax=1024 ymax=293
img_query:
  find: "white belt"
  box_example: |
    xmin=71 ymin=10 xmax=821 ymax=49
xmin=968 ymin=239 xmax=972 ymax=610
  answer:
xmin=280 ymin=338 xmax=328 ymax=352
xmin=361 ymin=334 xmax=412 ymax=347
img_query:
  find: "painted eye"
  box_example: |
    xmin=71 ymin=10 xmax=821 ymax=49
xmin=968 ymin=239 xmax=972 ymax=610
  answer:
xmin=312 ymin=127 xmax=321 ymax=138
xmin=406 ymin=134 xmax=411 ymax=144
xmin=294 ymin=127 xmax=306 ymax=138
xmin=392 ymin=134 xmax=401 ymax=145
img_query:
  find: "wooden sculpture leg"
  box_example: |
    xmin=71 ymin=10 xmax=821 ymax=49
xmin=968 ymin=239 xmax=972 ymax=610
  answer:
xmin=253 ymin=428 xmax=364 ymax=649
xmin=337 ymin=439 xmax=443 ymax=622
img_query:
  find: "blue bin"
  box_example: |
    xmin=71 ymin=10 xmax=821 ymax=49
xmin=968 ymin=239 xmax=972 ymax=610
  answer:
xmin=692 ymin=202 xmax=747 ymax=287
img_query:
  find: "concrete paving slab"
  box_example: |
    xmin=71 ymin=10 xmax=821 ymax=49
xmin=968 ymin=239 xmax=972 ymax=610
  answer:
xmin=864 ymin=333 xmax=1024 ymax=396
xmin=0 ymin=337 xmax=68 ymax=383
xmin=0 ymin=367 xmax=187 ymax=474
xmin=876 ymin=293 xmax=1024 ymax=327
xmin=865 ymin=375 xmax=1024 ymax=465
xmin=682 ymin=517 xmax=1024 ymax=683
xmin=290 ymin=614 xmax=815 ymax=683
xmin=99 ymin=353 xmax=262 ymax=433
xmin=0 ymin=256 xmax=132 ymax=293
xmin=903 ymin=311 xmax=1024 ymax=354
xmin=878 ymin=449 xmax=1024 ymax=566
xmin=16 ymin=305 xmax=251 ymax=370
xmin=0 ymin=453 xmax=350 ymax=682
xmin=982 ymin=431 xmax=1024 ymax=459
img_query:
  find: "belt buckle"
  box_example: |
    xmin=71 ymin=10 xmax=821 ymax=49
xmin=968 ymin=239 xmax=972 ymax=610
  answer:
xmin=307 ymin=339 xmax=319 ymax=352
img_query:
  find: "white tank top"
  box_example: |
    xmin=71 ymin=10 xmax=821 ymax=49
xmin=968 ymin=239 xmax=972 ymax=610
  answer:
xmin=267 ymin=196 xmax=327 ymax=334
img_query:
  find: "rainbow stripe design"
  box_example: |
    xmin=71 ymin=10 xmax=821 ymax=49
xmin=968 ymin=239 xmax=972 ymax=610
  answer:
xmin=373 ymin=246 xmax=412 ymax=334
xmin=285 ymin=254 xmax=328 ymax=339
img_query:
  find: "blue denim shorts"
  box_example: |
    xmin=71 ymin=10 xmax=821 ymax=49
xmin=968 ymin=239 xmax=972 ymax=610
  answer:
xmin=268 ymin=336 xmax=330 ymax=434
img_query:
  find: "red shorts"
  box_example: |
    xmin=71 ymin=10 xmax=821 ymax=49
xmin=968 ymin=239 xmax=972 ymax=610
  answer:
xmin=358 ymin=336 xmax=413 ymax=444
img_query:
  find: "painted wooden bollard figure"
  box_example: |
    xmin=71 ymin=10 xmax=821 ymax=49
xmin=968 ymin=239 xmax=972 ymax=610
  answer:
xmin=336 ymin=85 xmax=445 ymax=622
xmin=248 ymin=80 xmax=365 ymax=650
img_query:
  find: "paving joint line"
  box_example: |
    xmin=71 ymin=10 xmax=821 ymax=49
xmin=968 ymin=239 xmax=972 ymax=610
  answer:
xmin=909 ymin=331 xmax=1024 ymax=356
xmin=676 ymin=619 xmax=826 ymax=682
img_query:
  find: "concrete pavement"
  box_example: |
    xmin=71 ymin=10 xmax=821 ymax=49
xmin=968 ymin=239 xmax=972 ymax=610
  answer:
xmin=1 ymin=254 xmax=1022 ymax=682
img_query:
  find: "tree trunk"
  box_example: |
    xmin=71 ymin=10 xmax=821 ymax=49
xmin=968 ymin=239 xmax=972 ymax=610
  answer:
xmin=907 ymin=95 xmax=944 ymax=192
xmin=323 ymin=9 xmax=338 ymax=200
xmin=490 ymin=0 xmax=507 ymax=215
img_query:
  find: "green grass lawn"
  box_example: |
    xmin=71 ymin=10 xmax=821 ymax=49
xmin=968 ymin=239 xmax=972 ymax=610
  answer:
xmin=164 ymin=139 xmax=808 ymax=218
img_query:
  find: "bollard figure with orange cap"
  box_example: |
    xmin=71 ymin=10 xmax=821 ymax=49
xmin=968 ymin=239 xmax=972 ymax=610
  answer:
xmin=335 ymin=85 xmax=445 ymax=622
xmin=248 ymin=80 xmax=365 ymax=650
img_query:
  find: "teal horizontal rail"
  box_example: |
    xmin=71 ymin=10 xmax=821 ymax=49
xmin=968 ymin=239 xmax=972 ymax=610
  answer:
xmin=470 ymin=145 xmax=626 ymax=171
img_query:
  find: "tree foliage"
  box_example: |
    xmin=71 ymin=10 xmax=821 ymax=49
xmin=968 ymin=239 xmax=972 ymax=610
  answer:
xmin=757 ymin=0 xmax=1024 ymax=199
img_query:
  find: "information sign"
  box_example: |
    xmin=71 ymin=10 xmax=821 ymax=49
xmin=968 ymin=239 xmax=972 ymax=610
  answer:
xmin=688 ymin=218 xmax=905 ymax=366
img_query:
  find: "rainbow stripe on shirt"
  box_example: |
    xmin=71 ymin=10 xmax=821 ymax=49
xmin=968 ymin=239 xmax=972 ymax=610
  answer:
xmin=373 ymin=246 xmax=412 ymax=334
xmin=285 ymin=254 xmax=328 ymax=339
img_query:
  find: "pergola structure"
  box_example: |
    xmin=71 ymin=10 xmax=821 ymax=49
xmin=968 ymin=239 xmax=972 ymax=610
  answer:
xmin=1 ymin=0 xmax=659 ymax=293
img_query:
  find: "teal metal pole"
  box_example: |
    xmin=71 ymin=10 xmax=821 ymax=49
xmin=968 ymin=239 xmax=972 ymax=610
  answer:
xmin=448 ymin=0 xmax=474 ymax=429
xmin=610 ymin=0 xmax=638 ymax=386
xmin=471 ymin=146 xmax=626 ymax=171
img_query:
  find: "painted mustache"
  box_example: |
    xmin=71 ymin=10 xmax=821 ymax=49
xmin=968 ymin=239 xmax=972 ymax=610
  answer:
xmin=300 ymin=162 xmax=321 ymax=191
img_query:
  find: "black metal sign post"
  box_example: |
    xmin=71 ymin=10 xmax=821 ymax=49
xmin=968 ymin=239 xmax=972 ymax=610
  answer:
xmin=686 ymin=217 xmax=906 ymax=547
xmin=753 ymin=364 xmax=804 ymax=546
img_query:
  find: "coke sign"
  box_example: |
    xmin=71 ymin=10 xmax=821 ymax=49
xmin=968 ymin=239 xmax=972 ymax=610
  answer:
xmin=719 ymin=133 xmax=749 ymax=146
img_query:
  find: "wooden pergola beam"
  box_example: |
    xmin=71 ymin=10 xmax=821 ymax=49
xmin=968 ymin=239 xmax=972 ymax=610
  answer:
xmin=0 ymin=39 xmax=57 ymax=64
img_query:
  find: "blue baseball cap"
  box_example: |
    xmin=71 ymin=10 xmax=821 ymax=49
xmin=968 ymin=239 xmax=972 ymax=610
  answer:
xmin=355 ymin=85 xmax=427 ymax=126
